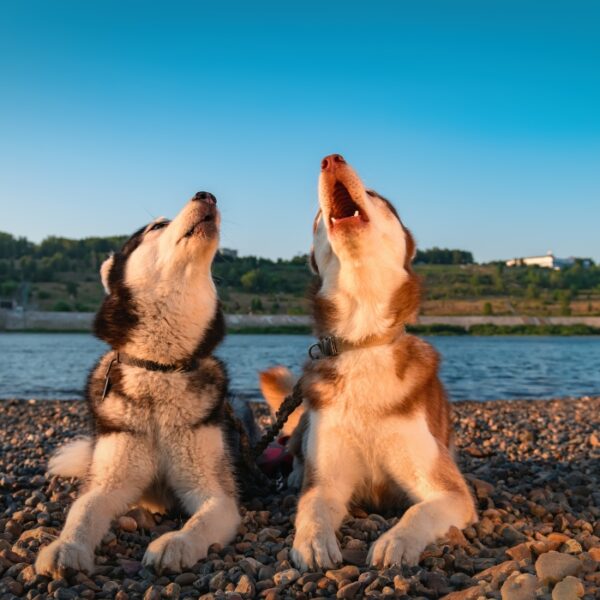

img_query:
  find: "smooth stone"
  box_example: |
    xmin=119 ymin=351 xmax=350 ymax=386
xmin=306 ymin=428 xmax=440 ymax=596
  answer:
xmin=535 ymin=551 xmax=582 ymax=584
xmin=551 ymin=576 xmax=584 ymax=600
xmin=126 ymin=507 xmax=156 ymax=530
xmin=118 ymin=516 xmax=138 ymax=532
xmin=440 ymin=585 xmax=484 ymax=600
xmin=143 ymin=586 xmax=162 ymax=600
xmin=272 ymin=568 xmax=300 ymax=586
xmin=474 ymin=559 xmax=519 ymax=586
xmin=234 ymin=574 xmax=255 ymax=597
xmin=500 ymin=572 xmax=539 ymax=600
xmin=336 ymin=581 xmax=362 ymax=599
xmin=326 ymin=565 xmax=360 ymax=584
xmin=506 ymin=543 xmax=533 ymax=563
xmin=173 ymin=572 xmax=196 ymax=586
xmin=161 ymin=582 xmax=181 ymax=599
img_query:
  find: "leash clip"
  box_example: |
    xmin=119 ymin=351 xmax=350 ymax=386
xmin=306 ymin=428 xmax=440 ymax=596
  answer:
xmin=101 ymin=355 xmax=118 ymax=401
xmin=308 ymin=336 xmax=339 ymax=360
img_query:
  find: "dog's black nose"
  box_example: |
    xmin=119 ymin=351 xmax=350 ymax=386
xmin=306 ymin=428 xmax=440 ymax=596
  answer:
xmin=193 ymin=191 xmax=217 ymax=205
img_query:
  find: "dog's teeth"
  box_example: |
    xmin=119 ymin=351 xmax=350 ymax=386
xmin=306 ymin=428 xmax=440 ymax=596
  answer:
xmin=354 ymin=211 xmax=360 ymax=217
xmin=331 ymin=217 xmax=337 ymax=223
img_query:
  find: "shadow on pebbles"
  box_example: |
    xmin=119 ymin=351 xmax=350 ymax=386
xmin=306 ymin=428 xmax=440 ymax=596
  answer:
xmin=1 ymin=396 xmax=599 ymax=600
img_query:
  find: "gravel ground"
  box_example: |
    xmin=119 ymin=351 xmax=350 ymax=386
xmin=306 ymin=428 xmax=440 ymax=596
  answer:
xmin=1 ymin=396 xmax=599 ymax=600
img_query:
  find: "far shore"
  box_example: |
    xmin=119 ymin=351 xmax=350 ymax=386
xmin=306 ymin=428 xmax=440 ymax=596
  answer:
xmin=1 ymin=309 xmax=600 ymax=335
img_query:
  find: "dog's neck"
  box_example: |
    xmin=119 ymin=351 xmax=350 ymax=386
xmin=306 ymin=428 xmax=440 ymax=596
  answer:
xmin=120 ymin=275 xmax=220 ymax=364
xmin=318 ymin=256 xmax=408 ymax=343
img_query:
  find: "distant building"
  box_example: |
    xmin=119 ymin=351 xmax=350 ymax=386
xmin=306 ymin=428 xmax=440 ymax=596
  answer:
xmin=219 ymin=248 xmax=238 ymax=258
xmin=505 ymin=251 xmax=589 ymax=270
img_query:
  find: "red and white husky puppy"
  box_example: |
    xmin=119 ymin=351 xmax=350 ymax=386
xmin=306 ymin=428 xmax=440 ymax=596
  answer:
xmin=262 ymin=154 xmax=476 ymax=571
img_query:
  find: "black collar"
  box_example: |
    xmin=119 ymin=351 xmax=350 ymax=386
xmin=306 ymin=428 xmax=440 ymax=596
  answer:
xmin=101 ymin=351 xmax=197 ymax=402
xmin=308 ymin=332 xmax=402 ymax=360
xmin=116 ymin=351 xmax=198 ymax=373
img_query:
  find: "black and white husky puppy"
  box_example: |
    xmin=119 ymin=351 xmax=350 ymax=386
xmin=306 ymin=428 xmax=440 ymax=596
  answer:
xmin=262 ymin=155 xmax=476 ymax=571
xmin=36 ymin=192 xmax=242 ymax=576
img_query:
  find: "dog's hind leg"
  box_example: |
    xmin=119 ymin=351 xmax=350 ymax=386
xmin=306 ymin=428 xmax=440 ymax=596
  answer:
xmin=368 ymin=418 xmax=476 ymax=568
xmin=142 ymin=426 xmax=241 ymax=573
xmin=36 ymin=433 xmax=154 ymax=577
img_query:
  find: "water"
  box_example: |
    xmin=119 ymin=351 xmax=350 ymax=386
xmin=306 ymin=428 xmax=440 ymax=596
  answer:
xmin=0 ymin=333 xmax=599 ymax=402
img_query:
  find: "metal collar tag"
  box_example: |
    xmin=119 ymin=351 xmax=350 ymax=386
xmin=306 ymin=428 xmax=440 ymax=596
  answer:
xmin=308 ymin=336 xmax=339 ymax=360
xmin=101 ymin=356 xmax=118 ymax=402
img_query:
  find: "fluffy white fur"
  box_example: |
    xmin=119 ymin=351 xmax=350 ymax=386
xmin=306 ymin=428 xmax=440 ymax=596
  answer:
xmin=48 ymin=437 xmax=93 ymax=479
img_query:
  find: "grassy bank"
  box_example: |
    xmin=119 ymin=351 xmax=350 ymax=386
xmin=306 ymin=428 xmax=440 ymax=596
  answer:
xmin=463 ymin=323 xmax=600 ymax=336
xmin=230 ymin=323 xmax=600 ymax=336
xmin=229 ymin=323 xmax=600 ymax=336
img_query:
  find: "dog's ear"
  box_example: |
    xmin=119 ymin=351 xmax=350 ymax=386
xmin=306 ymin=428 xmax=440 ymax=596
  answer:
xmin=100 ymin=255 xmax=115 ymax=294
xmin=309 ymin=248 xmax=319 ymax=275
xmin=403 ymin=227 xmax=417 ymax=267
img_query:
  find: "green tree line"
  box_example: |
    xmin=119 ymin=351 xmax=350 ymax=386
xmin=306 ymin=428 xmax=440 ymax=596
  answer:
xmin=1 ymin=231 xmax=598 ymax=310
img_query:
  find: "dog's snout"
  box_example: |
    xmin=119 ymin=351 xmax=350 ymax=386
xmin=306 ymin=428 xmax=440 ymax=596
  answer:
xmin=193 ymin=191 xmax=217 ymax=205
xmin=321 ymin=154 xmax=346 ymax=172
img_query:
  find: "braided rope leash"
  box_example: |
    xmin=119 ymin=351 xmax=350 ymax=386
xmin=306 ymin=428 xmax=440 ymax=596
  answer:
xmin=252 ymin=379 xmax=304 ymax=459
xmin=224 ymin=402 xmax=273 ymax=495
xmin=223 ymin=379 xmax=304 ymax=496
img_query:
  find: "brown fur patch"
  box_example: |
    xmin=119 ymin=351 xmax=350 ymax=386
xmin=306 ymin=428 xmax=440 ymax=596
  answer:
xmin=301 ymin=459 xmax=316 ymax=493
xmin=307 ymin=277 xmax=338 ymax=337
xmin=392 ymin=335 xmax=452 ymax=446
xmin=388 ymin=273 xmax=421 ymax=326
xmin=366 ymin=191 xmax=421 ymax=324
xmin=368 ymin=191 xmax=416 ymax=269
xmin=352 ymin=478 xmax=410 ymax=516
xmin=301 ymin=360 xmax=340 ymax=411
xmin=423 ymin=377 xmax=452 ymax=448
xmin=393 ymin=335 xmax=439 ymax=385
xmin=432 ymin=446 xmax=466 ymax=494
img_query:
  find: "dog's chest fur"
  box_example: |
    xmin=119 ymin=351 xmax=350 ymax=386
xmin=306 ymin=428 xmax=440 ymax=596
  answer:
xmin=87 ymin=353 xmax=226 ymax=439
xmin=300 ymin=341 xmax=446 ymax=511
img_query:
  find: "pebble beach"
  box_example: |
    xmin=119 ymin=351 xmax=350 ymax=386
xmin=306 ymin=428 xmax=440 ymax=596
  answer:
xmin=1 ymin=396 xmax=599 ymax=600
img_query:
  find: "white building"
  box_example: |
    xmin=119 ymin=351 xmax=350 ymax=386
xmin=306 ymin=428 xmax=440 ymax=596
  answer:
xmin=505 ymin=251 xmax=575 ymax=270
xmin=219 ymin=248 xmax=238 ymax=259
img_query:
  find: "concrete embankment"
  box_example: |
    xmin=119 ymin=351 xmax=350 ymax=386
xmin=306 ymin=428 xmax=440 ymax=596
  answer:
xmin=417 ymin=315 xmax=600 ymax=328
xmin=2 ymin=308 xmax=600 ymax=332
xmin=0 ymin=310 xmax=314 ymax=332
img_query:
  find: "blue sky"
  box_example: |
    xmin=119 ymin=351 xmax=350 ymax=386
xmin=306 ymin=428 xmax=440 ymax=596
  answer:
xmin=1 ymin=1 xmax=599 ymax=262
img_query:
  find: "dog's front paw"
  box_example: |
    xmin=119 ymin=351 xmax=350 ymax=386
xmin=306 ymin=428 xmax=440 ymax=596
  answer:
xmin=367 ymin=528 xmax=426 ymax=568
xmin=291 ymin=530 xmax=342 ymax=571
xmin=35 ymin=539 xmax=94 ymax=578
xmin=143 ymin=531 xmax=207 ymax=573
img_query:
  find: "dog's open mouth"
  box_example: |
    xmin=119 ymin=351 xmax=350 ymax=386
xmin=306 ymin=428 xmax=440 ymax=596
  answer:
xmin=184 ymin=212 xmax=217 ymax=238
xmin=329 ymin=182 xmax=368 ymax=228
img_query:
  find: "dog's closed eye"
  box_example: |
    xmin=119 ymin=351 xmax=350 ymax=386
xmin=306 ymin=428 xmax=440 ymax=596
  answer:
xmin=149 ymin=221 xmax=169 ymax=232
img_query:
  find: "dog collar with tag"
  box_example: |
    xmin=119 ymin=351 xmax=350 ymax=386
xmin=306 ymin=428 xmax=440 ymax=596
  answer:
xmin=308 ymin=332 xmax=400 ymax=359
